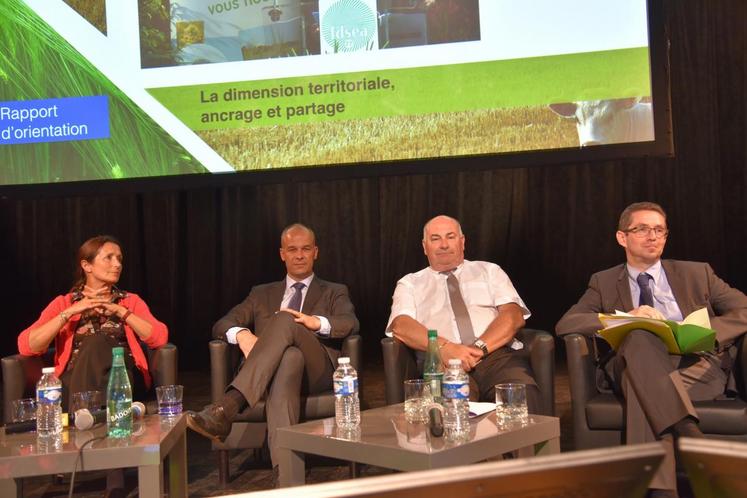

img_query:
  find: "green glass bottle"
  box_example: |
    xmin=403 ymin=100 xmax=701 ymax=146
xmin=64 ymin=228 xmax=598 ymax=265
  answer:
xmin=107 ymin=347 xmax=133 ymax=438
xmin=423 ymin=329 xmax=444 ymax=403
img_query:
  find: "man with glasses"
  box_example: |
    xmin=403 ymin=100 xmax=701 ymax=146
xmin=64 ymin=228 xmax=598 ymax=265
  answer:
xmin=556 ymin=201 xmax=747 ymax=498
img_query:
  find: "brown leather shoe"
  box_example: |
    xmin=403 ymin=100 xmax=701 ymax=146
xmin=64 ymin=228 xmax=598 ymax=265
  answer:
xmin=186 ymin=404 xmax=231 ymax=442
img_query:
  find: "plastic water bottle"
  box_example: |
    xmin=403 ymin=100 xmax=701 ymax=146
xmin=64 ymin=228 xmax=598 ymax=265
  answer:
xmin=423 ymin=329 xmax=444 ymax=403
xmin=443 ymin=359 xmax=470 ymax=440
xmin=333 ymin=357 xmax=360 ymax=429
xmin=36 ymin=367 xmax=63 ymax=436
xmin=106 ymin=347 xmax=133 ymax=438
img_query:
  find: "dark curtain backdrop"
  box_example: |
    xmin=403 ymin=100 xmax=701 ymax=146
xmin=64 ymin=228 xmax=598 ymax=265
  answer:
xmin=2 ymin=1 xmax=745 ymax=370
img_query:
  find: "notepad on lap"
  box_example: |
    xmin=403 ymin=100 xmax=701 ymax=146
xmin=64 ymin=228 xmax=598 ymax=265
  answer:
xmin=597 ymin=308 xmax=715 ymax=354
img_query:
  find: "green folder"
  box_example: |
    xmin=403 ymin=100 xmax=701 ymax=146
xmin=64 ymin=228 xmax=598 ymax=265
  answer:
xmin=597 ymin=308 xmax=716 ymax=355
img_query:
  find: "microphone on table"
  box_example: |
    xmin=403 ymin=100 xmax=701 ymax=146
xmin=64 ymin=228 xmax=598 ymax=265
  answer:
xmin=74 ymin=401 xmax=147 ymax=430
xmin=3 ymin=401 xmax=149 ymax=433
xmin=3 ymin=419 xmax=37 ymax=434
xmin=428 ymin=406 xmax=444 ymax=437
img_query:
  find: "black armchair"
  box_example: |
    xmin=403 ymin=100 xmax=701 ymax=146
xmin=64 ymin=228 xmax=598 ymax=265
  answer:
xmin=381 ymin=328 xmax=556 ymax=416
xmin=2 ymin=344 xmax=178 ymax=424
xmin=564 ymin=333 xmax=747 ymax=450
xmin=208 ymin=333 xmax=362 ymax=487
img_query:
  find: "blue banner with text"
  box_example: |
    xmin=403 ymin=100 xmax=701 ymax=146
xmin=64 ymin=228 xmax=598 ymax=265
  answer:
xmin=0 ymin=96 xmax=110 ymax=145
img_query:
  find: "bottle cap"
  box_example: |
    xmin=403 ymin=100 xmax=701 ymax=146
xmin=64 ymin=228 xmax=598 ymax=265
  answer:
xmin=111 ymin=347 xmax=126 ymax=366
xmin=448 ymin=359 xmax=461 ymax=366
xmin=41 ymin=367 xmax=55 ymax=374
xmin=338 ymin=357 xmax=350 ymax=364
xmin=428 ymin=329 xmax=438 ymax=338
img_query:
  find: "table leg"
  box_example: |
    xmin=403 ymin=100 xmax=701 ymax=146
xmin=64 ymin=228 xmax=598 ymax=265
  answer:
xmin=167 ymin=430 xmax=188 ymax=497
xmin=535 ymin=436 xmax=560 ymax=455
xmin=138 ymin=463 xmax=164 ymax=498
xmin=0 ymin=478 xmax=20 ymax=498
xmin=277 ymin=447 xmax=305 ymax=487
xmin=516 ymin=436 xmax=560 ymax=458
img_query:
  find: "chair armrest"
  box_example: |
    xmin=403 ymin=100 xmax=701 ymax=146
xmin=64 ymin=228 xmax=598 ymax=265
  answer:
xmin=563 ymin=334 xmax=599 ymax=406
xmin=209 ymin=340 xmax=235 ymax=404
xmin=148 ymin=343 xmax=178 ymax=387
xmin=2 ymin=354 xmax=46 ymax=424
xmin=735 ymin=335 xmax=747 ymax=401
xmin=381 ymin=337 xmax=418 ymax=405
xmin=342 ymin=334 xmax=362 ymax=371
xmin=518 ymin=328 xmax=555 ymax=416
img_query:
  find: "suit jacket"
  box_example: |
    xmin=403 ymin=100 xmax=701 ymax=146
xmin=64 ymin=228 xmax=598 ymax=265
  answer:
xmin=556 ymin=260 xmax=747 ymax=347
xmin=213 ymin=276 xmax=359 ymax=363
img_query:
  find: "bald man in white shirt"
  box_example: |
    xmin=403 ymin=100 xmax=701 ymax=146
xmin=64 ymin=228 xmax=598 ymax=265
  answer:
xmin=387 ymin=215 xmax=539 ymax=408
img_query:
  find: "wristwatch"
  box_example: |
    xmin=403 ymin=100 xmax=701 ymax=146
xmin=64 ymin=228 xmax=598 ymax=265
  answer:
xmin=473 ymin=339 xmax=489 ymax=358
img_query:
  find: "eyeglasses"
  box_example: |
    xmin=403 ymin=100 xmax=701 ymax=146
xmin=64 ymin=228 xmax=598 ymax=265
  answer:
xmin=623 ymin=225 xmax=669 ymax=239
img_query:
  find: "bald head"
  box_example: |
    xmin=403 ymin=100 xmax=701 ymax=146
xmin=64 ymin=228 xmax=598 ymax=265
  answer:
xmin=422 ymin=215 xmax=465 ymax=271
xmin=280 ymin=223 xmax=316 ymax=245
xmin=279 ymin=223 xmax=318 ymax=280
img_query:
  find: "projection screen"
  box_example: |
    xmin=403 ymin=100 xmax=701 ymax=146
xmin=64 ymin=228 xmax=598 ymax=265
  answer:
xmin=0 ymin=0 xmax=671 ymax=191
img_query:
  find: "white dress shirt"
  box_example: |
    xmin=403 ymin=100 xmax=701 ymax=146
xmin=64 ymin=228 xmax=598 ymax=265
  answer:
xmin=386 ymin=260 xmax=530 ymax=346
xmin=626 ymin=260 xmax=684 ymax=322
xmin=225 ymin=274 xmax=332 ymax=343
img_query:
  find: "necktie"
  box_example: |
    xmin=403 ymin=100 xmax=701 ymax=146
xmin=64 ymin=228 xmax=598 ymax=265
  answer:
xmin=637 ymin=272 xmax=654 ymax=308
xmin=287 ymin=282 xmax=305 ymax=311
xmin=444 ymin=271 xmax=476 ymax=344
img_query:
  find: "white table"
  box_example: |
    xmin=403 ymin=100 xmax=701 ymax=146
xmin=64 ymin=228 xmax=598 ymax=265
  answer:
xmin=276 ymin=403 xmax=560 ymax=487
xmin=0 ymin=414 xmax=187 ymax=497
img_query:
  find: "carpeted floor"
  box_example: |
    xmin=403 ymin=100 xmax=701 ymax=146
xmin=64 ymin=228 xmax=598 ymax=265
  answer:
xmin=20 ymin=357 xmax=573 ymax=497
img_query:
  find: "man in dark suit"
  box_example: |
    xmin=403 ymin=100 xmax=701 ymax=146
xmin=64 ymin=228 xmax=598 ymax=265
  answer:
xmin=556 ymin=201 xmax=747 ymax=498
xmin=186 ymin=223 xmax=359 ymax=471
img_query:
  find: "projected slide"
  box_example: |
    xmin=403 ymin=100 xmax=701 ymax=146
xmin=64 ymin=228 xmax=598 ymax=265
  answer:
xmin=0 ymin=0 xmax=655 ymax=186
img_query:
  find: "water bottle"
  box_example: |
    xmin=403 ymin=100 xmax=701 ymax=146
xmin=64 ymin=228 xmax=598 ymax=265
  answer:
xmin=443 ymin=359 xmax=470 ymax=440
xmin=333 ymin=357 xmax=360 ymax=429
xmin=423 ymin=329 xmax=444 ymax=403
xmin=36 ymin=367 xmax=63 ymax=436
xmin=106 ymin=347 xmax=133 ymax=438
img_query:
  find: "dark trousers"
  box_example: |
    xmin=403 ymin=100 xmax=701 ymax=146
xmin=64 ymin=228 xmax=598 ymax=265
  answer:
xmin=469 ymin=346 xmax=540 ymax=413
xmin=605 ymin=329 xmax=727 ymax=490
xmin=229 ymin=312 xmax=336 ymax=466
xmin=419 ymin=345 xmax=540 ymax=412
xmin=59 ymin=334 xmax=145 ymax=412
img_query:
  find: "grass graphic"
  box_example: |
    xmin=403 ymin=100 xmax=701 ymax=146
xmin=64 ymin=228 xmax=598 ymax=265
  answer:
xmin=197 ymin=105 xmax=578 ymax=170
xmin=0 ymin=0 xmax=206 ymax=186
xmin=150 ymin=47 xmax=651 ymax=131
xmin=64 ymin=0 xmax=107 ymax=34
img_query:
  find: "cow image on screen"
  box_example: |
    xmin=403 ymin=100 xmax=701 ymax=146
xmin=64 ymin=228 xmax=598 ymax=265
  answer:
xmin=549 ymin=97 xmax=654 ymax=147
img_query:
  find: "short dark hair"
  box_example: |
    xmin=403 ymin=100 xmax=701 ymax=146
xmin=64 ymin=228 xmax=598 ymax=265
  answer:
xmin=72 ymin=235 xmax=122 ymax=290
xmin=618 ymin=202 xmax=667 ymax=231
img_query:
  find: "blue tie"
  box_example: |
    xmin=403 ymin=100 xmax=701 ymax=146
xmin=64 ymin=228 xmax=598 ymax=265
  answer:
xmin=637 ymin=272 xmax=654 ymax=308
xmin=287 ymin=282 xmax=305 ymax=311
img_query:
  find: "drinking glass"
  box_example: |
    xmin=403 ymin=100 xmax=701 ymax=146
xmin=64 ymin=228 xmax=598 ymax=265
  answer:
xmin=156 ymin=385 xmax=183 ymax=417
xmin=403 ymin=379 xmax=432 ymax=423
xmin=495 ymin=383 xmax=528 ymax=428
xmin=12 ymin=398 xmax=36 ymax=423
xmin=71 ymin=390 xmax=102 ymax=414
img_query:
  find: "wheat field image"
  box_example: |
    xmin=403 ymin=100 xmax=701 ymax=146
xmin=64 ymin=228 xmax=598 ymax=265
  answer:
xmin=198 ymin=106 xmax=578 ymax=170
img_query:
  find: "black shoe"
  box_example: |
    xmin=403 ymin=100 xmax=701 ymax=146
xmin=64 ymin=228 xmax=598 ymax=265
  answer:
xmin=647 ymin=489 xmax=678 ymax=498
xmin=186 ymin=404 xmax=231 ymax=442
xmin=271 ymin=466 xmax=280 ymax=489
xmin=104 ymin=488 xmax=127 ymax=498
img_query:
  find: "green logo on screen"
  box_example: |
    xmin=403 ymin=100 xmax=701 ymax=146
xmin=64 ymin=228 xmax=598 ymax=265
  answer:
xmin=322 ymin=0 xmax=376 ymax=52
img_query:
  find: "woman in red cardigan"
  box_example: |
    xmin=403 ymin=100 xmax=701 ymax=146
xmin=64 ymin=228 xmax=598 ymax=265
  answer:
xmin=18 ymin=235 xmax=168 ymax=411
